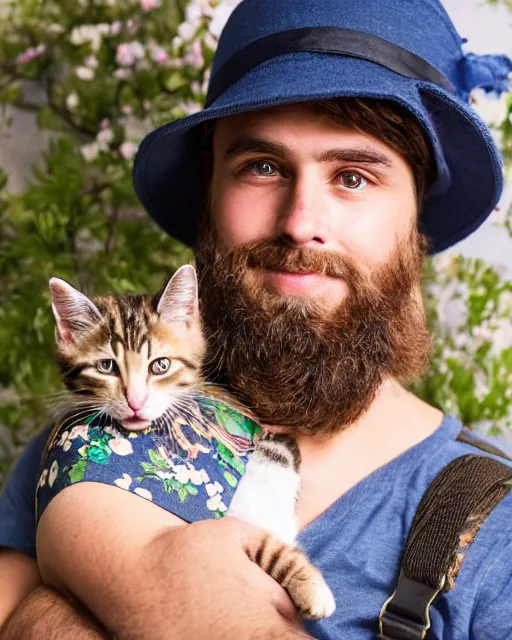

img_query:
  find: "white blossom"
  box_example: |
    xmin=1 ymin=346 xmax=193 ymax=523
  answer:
xmin=208 ymin=0 xmax=242 ymax=38
xmin=111 ymin=21 xmax=122 ymax=36
xmin=75 ymin=66 xmax=95 ymax=81
xmin=47 ymin=24 xmax=65 ymax=35
xmin=149 ymin=44 xmax=168 ymax=65
xmin=116 ymin=41 xmax=145 ymax=66
xmin=97 ymin=127 xmax=114 ymax=150
xmin=488 ymin=318 xmax=512 ymax=357
xmin=141 ymin=0 xmax=159 ymax=10
xmin=177 ymin=22 xmax=196 ymax=42
xmin=17 ymin=44 xmax=46 ymax=65
xmin=66 ymin=92 xmax=79 ymax=110
xmin=470 ymin=87 xmax=510 ymax=128
xmin=70 ymin=25 xmax=102 ymax=52
xmin=84 ymin=54 xmax=99 ymax=69
xmin=119 ymin=141 xmax=138 ymax=160
xmin=497 ymin=290 xmax=512 ymax=315
xmin=80 ymin=142 xmax=100 ymax=162
xmin=113 ymin=68 xmax=132 ymax=80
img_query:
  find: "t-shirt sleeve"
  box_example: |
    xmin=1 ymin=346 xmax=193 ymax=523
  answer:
xmin=471 ymin=537 xmax=512 ymax=639
xmin=0 ymin=430 xmax=48 ymax=558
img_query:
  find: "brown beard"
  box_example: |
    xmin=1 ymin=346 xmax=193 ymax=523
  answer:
xmin=195 ymin=223 xmax=432 ymax=436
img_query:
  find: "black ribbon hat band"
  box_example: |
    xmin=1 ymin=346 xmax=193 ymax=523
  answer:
xmin=206 ymin=27 xmax=453 ymax=107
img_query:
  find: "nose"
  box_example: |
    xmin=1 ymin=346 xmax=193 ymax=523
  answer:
xmin=277 ymin=171 xmax=329 ymax=246
xmin=126 ymin=387 xmax=148 ymax=413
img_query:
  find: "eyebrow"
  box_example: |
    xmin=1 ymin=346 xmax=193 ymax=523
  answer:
xmin=224 ymin=135 xmax=393 ymax=168
xmin=224 ymin=137 xmax=288 ymax=160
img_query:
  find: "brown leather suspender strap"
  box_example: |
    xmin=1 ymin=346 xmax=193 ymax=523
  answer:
xmin=379 ymin=434 xmax=512 ymax=640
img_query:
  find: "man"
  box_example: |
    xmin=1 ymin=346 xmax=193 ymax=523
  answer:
xmin=1 ymin=0 xmax=512 ymax=638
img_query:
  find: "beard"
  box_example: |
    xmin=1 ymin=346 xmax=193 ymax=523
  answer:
xmin=195 ymin=222 xmax=432 ymax=437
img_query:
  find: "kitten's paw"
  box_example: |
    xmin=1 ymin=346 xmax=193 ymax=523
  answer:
xmin=253 ymin=533 xmax=336 ymax=620
xmin=292 ymin=571 xmax=336 ymax=620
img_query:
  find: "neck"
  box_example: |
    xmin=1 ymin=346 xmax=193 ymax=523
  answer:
xmin=267 ymin=379 xmax=444 ymax=530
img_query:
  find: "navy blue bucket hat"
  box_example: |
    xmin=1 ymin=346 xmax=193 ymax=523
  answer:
xmin=133 ymin=0 xmax=512 ymax=254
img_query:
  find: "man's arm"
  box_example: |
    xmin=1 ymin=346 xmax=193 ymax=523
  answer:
xmin=0 ymin=585 xmax=110 ymax=640
xmin=0 ymin=549 xmax=41 ymax=627
xmin=0 ymin=431 xmax=110 ymax=638
xmin=37 ymin=482 xmax=311 ymax=640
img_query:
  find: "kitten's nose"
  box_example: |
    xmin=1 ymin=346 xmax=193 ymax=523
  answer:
xmin=126 ymin=388 xmax=148 ymax=413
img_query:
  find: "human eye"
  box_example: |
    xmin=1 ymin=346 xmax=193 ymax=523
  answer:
xmin=336 ymin=171 xmax=368 ymax=192
xmin=247 ymin=160 xmax=280 ymax=177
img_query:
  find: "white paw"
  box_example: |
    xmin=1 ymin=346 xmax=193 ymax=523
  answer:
xmin=300 ymin=577 xmax=336 ymax=620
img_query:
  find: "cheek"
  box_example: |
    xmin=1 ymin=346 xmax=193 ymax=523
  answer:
xmin=211 ymin=175 xmax=278 ymax=251
xmin=338 ymin=192 xmax=416 ymax=266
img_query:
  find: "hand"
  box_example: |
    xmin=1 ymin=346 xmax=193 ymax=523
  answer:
xmin=141 ymin=516 xmax=311 ymax=639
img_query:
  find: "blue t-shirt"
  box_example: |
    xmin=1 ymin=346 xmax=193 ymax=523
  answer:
xmin=1 ymin=414 xmax=511 ymax=639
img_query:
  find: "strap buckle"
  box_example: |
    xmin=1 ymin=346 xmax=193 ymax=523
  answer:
xmin=379 ymin=572 xmax=445 ymax=640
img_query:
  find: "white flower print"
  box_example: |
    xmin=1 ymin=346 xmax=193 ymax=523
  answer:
xmin=57 ymin=431 xmax=72 ymax=451
xmin=69 ymin=424 xmax=90 ymax=442
xmin=48 ymin=460 xmax=59 ymax=488
xmin=205 ymin=482 xmax=218 ymax=497
xmin=189 ymin=469 xmax=204 ymax=486
xmin=134 ymin=488 xmax=153 ymax=501
xmin=206 ymin=493 xmax=227 ymax=512
xmin=174 ymin=465 xmax=191 ymax=484
xmin=109 ymin=437 xmax=133 ymax=456
xmin=114 ymin=474 xmax=133 ymax=490
xmin=38 ymin=468 xmax=49 ymax=489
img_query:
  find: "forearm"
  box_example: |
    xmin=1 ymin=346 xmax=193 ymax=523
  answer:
xmin=37 ymin=484 xmax=310 ymax=640
xmin=44 ymin=522 xmax=310 ymax=640
xmin=0 ymin=585 xmax=110 ymax=640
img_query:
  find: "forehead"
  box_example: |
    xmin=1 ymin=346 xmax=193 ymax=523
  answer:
xmin=213 ymin=102 xmax=401 ymax=163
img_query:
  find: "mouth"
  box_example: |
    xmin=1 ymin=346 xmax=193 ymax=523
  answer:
xmin=120 ymin=416 xmax=151 ymax=432
xmin=261 ymin=268 xmax=340 ymax=296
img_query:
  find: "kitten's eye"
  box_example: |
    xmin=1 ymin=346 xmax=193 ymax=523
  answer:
xmin=150 ymin=358 xmax=171 ymax=375
xmin=97 ymin=359 xmax=118 ymax=375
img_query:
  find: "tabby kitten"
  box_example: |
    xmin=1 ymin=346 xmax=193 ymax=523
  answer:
xmin=49 ymin=265 xmax=335 ymax=620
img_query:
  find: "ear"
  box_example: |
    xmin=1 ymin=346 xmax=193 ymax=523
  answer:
xmin=156 ymin=265 xmax=199 ymax=326
xmin=49 ymin=277 xmax=102 ymax=344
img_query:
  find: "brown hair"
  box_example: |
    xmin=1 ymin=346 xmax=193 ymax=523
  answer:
xmin=313 ymin=97 xmax=435 ymax=206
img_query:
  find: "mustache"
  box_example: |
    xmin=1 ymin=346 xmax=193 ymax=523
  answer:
xmin=230 ymin=237 xmax=368 ymax=288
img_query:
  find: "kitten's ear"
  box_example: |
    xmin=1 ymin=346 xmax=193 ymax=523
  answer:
xmin=156 ymin=265 xmax=199 ymax=326
xmin=49 ymin=277 xmax=102 ymax=344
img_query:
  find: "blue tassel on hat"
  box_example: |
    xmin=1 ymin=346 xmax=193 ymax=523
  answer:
xmin=460 ymin=52 xmax=512 ymax=100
